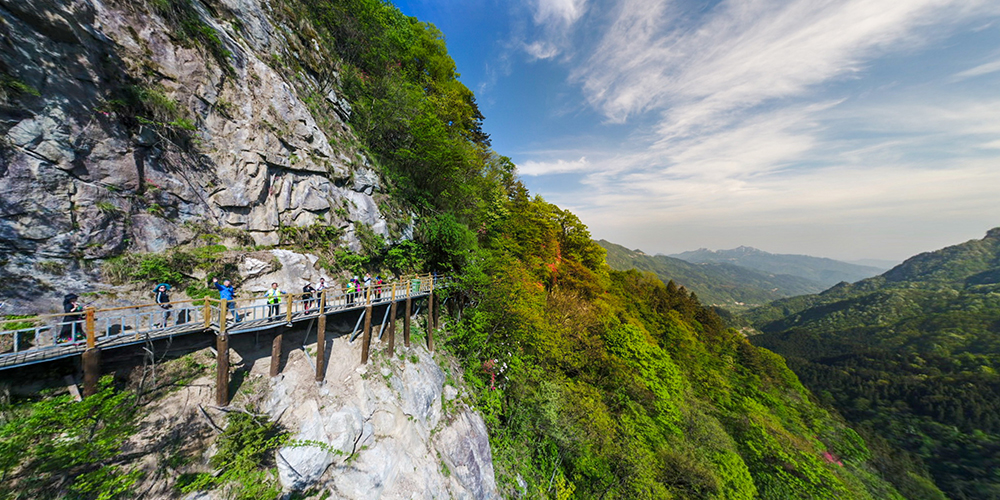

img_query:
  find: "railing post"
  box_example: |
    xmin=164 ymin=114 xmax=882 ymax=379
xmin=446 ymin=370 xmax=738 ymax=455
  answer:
xmin=316 ymin=290 xmax=327 ymax=382
xmin=85 ymin=307 xmax=96 ymax=349
xmin=216 ymin=300 xmax=230 ymax=406
xmin=387 ymin=283 xmax=397 ymax=354
xmin=203 ymin=300 xmax=212 ymax=330
xmin=285 ymin=292 xmax=293 ymax=325
xmin=82 ymin=307 xmax=100 ymax=397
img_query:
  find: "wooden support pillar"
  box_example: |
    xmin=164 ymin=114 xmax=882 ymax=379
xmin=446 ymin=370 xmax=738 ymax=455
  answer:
xmin=361 ymin=304 xmax=373 ymax=364
xmin=82 ymin=308 xmax=100 ymax=397
xmin=270 ymin=327 xmax=283 ymax=377
xmin=216 ymin=300 xmax=230 ymax=406
xmin=315 ymin=290 xmax=327 ymax=383
xmin=387 ymin=284 xmax=397 ymax=354
xmin=404 ymin=296 xmax=412 ymax=347
xmin=82 ymin=348 xmax=101 ymax=397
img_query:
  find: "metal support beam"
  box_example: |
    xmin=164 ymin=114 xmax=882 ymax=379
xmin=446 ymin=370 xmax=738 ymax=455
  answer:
xmin=378 ymin=304 xmax=390 ymax=340
xmin=388 ymin=284 xmax=398 ymax=354
xmin=404 ymin=296 xmax=412 ymax=348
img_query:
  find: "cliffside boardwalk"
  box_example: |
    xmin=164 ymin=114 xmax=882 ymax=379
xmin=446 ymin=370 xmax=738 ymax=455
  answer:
xmin=0 ymin=274 xmax=446 ymax=401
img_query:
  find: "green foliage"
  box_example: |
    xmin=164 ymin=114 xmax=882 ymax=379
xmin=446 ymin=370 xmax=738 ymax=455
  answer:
xmin=419 ymin=213 xmax=476 ymax=271
xmin=750 ymin=228 xmax=1000 ymax=498
xmin=440 ymin=179 xmax=900 ymax=498
xmin=0 ymin=377 xmax=142 ymax=499
xmin=0 ymin=74 xmax=41 ymax=102
xmin=98 ymin=83 xmax=198 ymax=139
xmin=384 ymin=239 xmax=424 ymax=275
xmin=176 ymin=409 xmax=287 ymax=499
xmin=146 ymin=0 xmax=233 ymax=74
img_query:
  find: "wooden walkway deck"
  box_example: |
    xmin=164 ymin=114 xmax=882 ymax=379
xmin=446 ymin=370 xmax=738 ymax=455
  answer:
xmin=0 ymin=275 xmax=446 ymax=402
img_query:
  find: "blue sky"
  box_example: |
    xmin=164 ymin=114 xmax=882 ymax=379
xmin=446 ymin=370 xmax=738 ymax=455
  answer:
xmin=391 ymin=0 xmax=1000 ymax=262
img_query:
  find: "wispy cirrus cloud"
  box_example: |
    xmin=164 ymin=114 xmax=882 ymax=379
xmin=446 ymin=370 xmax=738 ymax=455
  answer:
xmin=951 ymin=57 xmax=1000 ymax=81
xmin=576 ymin=0 xmax=1000 ymax=131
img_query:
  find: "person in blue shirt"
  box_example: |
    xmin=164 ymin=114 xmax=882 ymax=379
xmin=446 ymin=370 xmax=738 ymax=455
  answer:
xmin=212 ymin=277 xmax=241 ymax=322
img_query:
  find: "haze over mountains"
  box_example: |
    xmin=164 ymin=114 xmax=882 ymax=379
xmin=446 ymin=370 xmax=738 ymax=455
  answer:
xmin=600 ymin=240 xmax=889 ymax=307
xmin=671 ymin=246 xmax=888 ymax=288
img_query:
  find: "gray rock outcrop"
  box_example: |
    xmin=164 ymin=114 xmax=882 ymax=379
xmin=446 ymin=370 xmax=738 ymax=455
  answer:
xmin=0 ymin=0 xmax=396 ymax=305
xmin=267 ymin=338 xmax=499 ymax=499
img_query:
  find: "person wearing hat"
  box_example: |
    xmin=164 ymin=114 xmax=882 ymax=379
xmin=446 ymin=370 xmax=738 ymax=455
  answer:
xmin=59 ymin=293 xmax=84 ymax=343
xmin=154 ymin=283 xmax=172 ymax=327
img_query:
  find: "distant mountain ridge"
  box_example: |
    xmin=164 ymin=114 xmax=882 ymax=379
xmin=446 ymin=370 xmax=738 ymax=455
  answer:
xmin=599 ymin=240 xmax=825 ymax=307
xmin=670 ymin=246 xmax=885 ymax=287
xmin=748 ymin=227 xmax=1000 ymax=498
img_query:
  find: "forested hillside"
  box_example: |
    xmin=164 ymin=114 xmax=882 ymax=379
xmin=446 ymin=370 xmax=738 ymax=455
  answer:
xmin=671 ymin=246 xmax=885 ymax=287
xmin=0 ymin=0 xmax=936 ymax=498
xmin=601 ymin=240 xmax=824 ymax=307
xmin=751 ymin=228 xmax=1000 ymax=499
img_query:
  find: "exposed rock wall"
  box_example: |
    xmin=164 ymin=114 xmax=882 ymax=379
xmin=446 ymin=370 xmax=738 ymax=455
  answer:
xmin=268 ymin=344 xmax=499 ymax=499
xmin=0 ymin=0 xmax=392 ymax=297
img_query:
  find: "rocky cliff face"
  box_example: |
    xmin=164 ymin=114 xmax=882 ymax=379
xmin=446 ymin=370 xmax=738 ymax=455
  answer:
xmin=0 ymin=0 xmax=395 ymax=297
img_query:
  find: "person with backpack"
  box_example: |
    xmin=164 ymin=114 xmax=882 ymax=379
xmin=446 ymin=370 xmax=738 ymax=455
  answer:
xmin=154 ymin=284 xmax=172 ymax=328
xmin=302 ymin=282 xmax=316 ymax=311
xmin=58 ymin=293 xmax=84 ymax=343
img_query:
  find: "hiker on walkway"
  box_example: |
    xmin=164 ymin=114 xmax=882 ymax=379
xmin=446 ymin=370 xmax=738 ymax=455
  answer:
xmin=154 ymin=283 xmax=172 ymax=327
xmin=302 ymin=282 xmax=316 ymax=311
xmin=212 ymin=277 xmax=241 ymax=322
xmin=59 ymin=293 xmax=84 ymax=343
xmin=347 ymin=276 xmax=358 ymax=306
xmin=374 ymin=275 xmax=384 ymax=302
xmin=316 ymin=278 xmax=328 ymax=310
xmin=265 ymin=282 xmax=283 ymax=318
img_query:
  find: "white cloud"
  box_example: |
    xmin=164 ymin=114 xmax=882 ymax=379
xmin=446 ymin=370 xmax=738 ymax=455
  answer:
xmin=524 ymin=41 xmax=561 ymax=60
xmin=952 ymin=57 xmax=1000 ymax=81
xmin=534 ymin=0 xmax=587 ymax=25
xmin=519 ymin=0 xmax=589 ymax=60
xmin=518 ymin=156 xmax=591 ymax=176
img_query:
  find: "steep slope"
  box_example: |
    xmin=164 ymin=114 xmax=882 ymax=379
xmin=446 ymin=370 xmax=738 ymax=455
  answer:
xmin=750 ymin=227 xmax=1000 ymax=498
xmin=600 ymin=239 xmax=824 ymax=306
xmin=445 ymin=205 xmax=912 ymax=499
xmin=672 ymin=246 xmax=885 ymax=287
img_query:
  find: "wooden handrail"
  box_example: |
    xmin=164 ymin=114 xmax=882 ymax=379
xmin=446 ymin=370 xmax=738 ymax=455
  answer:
xmin=0 ymin=275 xmax=447 ymax=331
